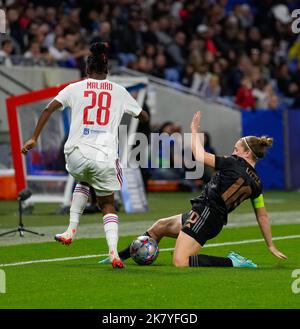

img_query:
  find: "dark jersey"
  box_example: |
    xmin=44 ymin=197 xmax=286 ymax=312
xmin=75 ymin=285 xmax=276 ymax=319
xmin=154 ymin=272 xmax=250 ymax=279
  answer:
xmin=190 ymin=155 xmax=262 ymax=224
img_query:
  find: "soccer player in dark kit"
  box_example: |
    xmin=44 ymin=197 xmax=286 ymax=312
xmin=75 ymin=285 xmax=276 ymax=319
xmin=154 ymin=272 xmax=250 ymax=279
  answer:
xmin=100 ymin=112 xmax=287 ymax=268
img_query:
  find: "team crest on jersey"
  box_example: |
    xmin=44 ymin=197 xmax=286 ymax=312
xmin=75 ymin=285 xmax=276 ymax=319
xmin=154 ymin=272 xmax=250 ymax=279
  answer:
xmin=83 ymin=128 xmax=90 ymax=135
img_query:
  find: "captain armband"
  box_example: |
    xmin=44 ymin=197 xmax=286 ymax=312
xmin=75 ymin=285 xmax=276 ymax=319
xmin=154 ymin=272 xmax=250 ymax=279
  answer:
xmin=251 ymin=194 xmax=265 ymax=209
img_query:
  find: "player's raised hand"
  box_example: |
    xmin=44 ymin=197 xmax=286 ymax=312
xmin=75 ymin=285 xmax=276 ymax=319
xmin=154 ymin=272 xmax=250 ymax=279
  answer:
xmin=190 ymin=111 xmax=201 ymax=133
xmin=22 ymin=138 xmax=36 ymax=155
xmin=268 ymin=245 xmax=287 ymax=260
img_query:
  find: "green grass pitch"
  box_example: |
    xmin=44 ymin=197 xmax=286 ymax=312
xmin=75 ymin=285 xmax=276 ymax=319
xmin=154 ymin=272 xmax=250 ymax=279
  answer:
xmin=0 ymin=191 xmax=299 ymax=309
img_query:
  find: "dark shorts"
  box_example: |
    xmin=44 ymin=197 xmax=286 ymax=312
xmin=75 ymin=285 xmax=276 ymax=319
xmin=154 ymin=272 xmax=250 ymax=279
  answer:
xmin=181 ymin=204 xmax=224 ymax=246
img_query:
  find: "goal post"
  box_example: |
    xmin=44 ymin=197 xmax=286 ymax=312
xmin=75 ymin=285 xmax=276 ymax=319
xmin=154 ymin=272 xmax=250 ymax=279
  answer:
xmin=6 ymin=81 xmax=72 ymax=199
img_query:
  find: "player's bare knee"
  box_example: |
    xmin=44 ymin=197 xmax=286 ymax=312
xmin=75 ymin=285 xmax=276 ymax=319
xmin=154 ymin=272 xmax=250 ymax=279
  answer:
xmin=173 ymin=255 xmax=188 ymax=267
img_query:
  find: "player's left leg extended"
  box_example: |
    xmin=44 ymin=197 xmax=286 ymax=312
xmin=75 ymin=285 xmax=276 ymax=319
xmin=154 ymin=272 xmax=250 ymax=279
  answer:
xmin=100 ymin=209 xmax=216 ymax=263
xmin=117 ymin=214 xmax=183 ymax=262
xmin=99 ymin=213 xmax=183 ymax=264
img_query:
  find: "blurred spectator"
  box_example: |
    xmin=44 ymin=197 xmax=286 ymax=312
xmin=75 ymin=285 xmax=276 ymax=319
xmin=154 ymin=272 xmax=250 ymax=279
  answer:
xmin=276 ymin=62 xmax=293 ymax=96
xmin=196 ymin=24 xmax=217 ymax=55
xmin=227 ymin=55 xmax=252 ymax=95
xmin=191 ymin=64 xmax=211 ymax=93
xmin=154 ymin=17 xmax=173 ymax=46
xmin=0 ymin=0 xmax=299 ymax=108
xmin=260 ymin=51 xmax=273 ymax=80
xmin=20 ymin=6 xmax=36 ymax=29
xmin=246 ymin=27 xmax=262 ymax=54
xmin=137 ymin=55 xmax=153 ymax=74
xmin=118 ymin=12 xmax=143 ymax=65
xmin=166 ymin=30 xmax=186 ymax=68
xmin=143 ymin=44 xmax=157 ymax=60
xmin=235 ymin=4 xmax=253 ymax=29
xmin=44 ymin=25 xmax=64 ymax=49
xmin=235 ymin=76 xmax=255 ymax=110
xmin=152 ymin=53 xmax=167 ymax=79
xmin=49 ymin=37 xmax=71 ymax=62
xmin=214 ymin=15 xmax=241 ymax=55
xmin=253 ymin=82 xmax=279 ymax=110
xmin=188 ymin=38 xmax=205 ymax=68
xmin=24 ymin=41 xmax=42 ymax=63
xmin=90 ymin=21 xmax=112 ymax=55
xmin=181 ymin=63 xmax=196 ymax=88
xmin=268 ymin=94 xmax=280 ymax=110
xmin=200 ymin=74 xmax=221 ymax=101
xmin=24 ymin=40 xmax=38 ymax=56
xmin=6 ymin=7 xmax=25 ymax=51
xmin=45 ymin=7 xmax=57 ymax=29
xmin=0 ymin=39 xmax=14 ymax=66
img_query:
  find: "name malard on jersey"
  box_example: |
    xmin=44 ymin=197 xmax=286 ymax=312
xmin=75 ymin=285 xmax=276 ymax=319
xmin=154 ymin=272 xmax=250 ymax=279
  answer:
xmin=86 ymin=81 xmax=113 ymax=90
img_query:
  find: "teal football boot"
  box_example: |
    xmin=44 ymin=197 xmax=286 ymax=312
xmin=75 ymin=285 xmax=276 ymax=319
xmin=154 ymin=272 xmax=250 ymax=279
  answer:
xmin=227 ymin=251 xmax=258 ymax=268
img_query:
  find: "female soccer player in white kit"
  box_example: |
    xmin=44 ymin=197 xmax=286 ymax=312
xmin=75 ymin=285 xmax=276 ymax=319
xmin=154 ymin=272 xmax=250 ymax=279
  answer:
xmin=22 ymin=42 xmax=149 ymax=268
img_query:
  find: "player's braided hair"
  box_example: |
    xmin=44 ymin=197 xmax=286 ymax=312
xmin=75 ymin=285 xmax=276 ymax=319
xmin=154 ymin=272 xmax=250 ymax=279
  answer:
xmin=87 ymin=42 xmax=109 ymax=75
xmin=242 ymin=136 xmax=273 ymax=160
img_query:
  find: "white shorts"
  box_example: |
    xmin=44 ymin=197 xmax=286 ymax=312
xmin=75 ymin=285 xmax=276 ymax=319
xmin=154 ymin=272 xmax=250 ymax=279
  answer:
xmin=65 ymin=147 xmax=123 ymax=196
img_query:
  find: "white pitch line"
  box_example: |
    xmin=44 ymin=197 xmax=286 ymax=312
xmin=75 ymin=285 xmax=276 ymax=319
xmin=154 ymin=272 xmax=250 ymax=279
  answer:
xmin=0 ymin=234 xmax=299 ymax=268
xmin=0 ymin=254 xmax=102 ymax=267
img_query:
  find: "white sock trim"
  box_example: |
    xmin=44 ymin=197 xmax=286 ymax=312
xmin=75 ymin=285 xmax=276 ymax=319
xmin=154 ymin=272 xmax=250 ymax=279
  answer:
xmin=73 ymin=183 xmax=90 ymax=198
xmin=103 ymin=213 xmax=119 ymax=225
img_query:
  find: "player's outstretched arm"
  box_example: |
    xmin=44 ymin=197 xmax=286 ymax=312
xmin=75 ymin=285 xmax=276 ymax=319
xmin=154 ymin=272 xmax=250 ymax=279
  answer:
xmin=21 ymin=99 xmax=62 ymax=154
xmin=136 ymin=110 xmax=149 ymax=123
xmin=190 ymin=111 xmax=215 ymax=168
xmin=254 ymin=206 xmax=287 ymax=260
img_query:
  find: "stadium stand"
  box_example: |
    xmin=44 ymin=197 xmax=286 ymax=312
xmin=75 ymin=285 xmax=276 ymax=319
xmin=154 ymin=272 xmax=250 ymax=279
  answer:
xmin=1 ymin=0 xmax=300 ymax=110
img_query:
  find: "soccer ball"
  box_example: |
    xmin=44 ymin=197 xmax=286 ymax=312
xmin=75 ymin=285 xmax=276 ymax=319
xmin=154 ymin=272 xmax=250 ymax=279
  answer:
xmin=130 ymin=236 xmax=159 ymax=265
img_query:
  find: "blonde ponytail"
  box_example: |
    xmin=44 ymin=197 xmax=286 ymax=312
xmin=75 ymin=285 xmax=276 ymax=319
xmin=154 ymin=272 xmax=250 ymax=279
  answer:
xmin=258 ymin=136 xmax=273 ymax=147
xmin=242 ymin=135 xmax=273 ymax=160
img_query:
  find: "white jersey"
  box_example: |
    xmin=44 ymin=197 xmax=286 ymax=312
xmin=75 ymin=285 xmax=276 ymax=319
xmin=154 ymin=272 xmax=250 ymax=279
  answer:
xmin=54 ymin=78 xmax=142 ymax=161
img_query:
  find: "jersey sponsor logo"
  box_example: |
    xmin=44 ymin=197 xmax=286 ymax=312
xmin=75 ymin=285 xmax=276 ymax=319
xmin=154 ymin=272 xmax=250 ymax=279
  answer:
xmin=83 ymin=128 xmax=106 ymax=135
